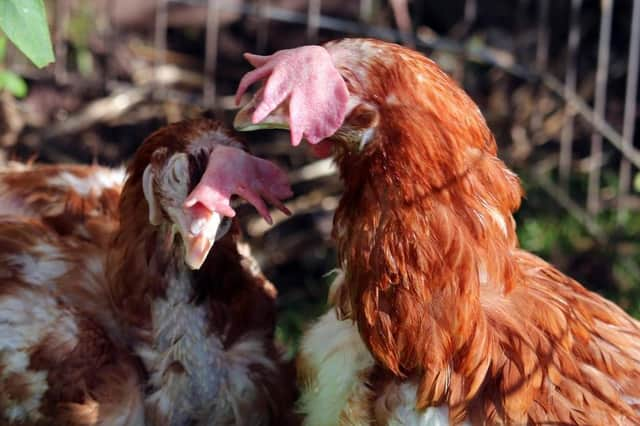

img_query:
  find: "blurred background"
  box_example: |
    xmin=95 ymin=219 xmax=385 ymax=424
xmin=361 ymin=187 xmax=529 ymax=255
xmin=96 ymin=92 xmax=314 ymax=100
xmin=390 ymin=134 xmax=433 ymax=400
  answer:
xmin=1 ymin=0 xmax=639 ymax=354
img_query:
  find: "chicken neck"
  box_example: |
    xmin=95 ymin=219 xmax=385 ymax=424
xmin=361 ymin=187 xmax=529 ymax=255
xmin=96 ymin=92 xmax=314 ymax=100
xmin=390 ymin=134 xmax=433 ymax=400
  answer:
xmin=330 ymin=122 xmax=525 ymax=406
xmin=107 ymin=182 xmax=226 ymax=425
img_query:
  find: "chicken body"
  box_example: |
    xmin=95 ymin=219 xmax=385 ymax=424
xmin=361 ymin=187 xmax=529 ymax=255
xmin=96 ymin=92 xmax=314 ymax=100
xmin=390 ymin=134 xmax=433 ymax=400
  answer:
xmin=0 ymin=162 xmax=124 ymax=245
xmin=0 ymin=217 xmax=144 ymax=425
xmin=0 ymin=119 xmax=295 ymax=425
xmin=235 ymin=39 xmax=640 ymax=425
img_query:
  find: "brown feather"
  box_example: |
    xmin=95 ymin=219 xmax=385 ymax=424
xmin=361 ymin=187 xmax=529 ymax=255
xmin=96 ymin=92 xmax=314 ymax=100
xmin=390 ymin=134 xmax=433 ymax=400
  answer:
xmin=0 ymin=119 xmax=297 ymax=425
xmin=320 ymin=38 xmax=640 ymax=424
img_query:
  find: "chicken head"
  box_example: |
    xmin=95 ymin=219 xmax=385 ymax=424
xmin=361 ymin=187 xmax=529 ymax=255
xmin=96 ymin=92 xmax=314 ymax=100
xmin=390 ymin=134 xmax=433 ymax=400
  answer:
xmin=234 ymin=46 xmax=349 ymax=147
xmin=137 ymin=120 xmax=291 ymax=269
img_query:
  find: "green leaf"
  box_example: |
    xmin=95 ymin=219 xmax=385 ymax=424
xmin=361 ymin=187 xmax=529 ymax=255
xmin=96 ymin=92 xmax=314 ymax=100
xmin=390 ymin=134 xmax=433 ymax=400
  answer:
xmin=76 ymin=48 xmax=93 ymax=76
xmin=0 ymin=35 xmax=6 ymax=62
xmin=0 ymin=69 xmax=27 ymax=98
xmin=634 ymin=173 xmax=640 ymax=192
xmin=0 ymin=0 xmax=54 ymax=68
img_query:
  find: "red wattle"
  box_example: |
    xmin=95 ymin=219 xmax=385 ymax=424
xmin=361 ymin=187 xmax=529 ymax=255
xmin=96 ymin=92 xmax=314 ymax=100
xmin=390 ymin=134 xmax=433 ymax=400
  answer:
xmin=310 ymin=140 xmax=334 ymax=158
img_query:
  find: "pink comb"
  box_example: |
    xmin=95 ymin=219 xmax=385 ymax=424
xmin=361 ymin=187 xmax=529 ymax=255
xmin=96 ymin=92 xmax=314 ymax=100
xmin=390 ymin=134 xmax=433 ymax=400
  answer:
xmin=235 ymin=46 xmax=349 ymax=146
xmin=184 ymin=145 xmax=292 ymax=224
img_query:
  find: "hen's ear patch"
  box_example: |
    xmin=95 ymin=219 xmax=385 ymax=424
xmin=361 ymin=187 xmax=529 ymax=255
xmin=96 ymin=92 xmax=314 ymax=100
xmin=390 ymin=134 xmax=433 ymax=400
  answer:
xmin=142 ymin=165 xmax=162 ymax=226
xmin=165 ymin=153 xmax=189 ymax=188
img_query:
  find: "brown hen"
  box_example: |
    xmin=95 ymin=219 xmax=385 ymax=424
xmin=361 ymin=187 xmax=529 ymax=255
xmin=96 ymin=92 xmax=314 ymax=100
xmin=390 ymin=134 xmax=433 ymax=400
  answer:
xmin=235 ymin=38 xmax=640 ymax=425
xmin=0 ymin=119 xmax=296 ymax=425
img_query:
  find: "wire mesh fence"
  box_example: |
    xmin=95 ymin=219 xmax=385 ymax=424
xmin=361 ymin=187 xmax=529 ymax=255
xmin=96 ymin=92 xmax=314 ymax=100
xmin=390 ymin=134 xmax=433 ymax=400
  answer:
xmin=139 ymin=0 xmax=640 ymax=235
xmin=3 ymin=1 xmax=637 ymax=232
xmin=2 ymin=0 xmax=639 ymax=333
xmin=2 ymin=0 xmax=640 ymax=234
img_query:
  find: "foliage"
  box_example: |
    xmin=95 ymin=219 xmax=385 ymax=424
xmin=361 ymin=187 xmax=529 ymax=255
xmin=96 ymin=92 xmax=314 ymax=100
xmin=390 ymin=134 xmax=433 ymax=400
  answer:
xmin=66 ymin=2 xmax=94 ymax=76
xmin=0 ymin=0 xmax=54 ymax=68
xmin=516 ymin=172 xmax=640 ymax=319
xmin=0 ymin=36 xmax=26 ymax=97
xmin=0 ymin=67 xmax=27 ymax=97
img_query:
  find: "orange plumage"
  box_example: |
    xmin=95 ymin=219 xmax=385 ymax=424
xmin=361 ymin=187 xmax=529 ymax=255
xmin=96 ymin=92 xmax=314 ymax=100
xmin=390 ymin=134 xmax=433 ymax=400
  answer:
xmin=0 ymin=119 xmax=296 ymax=425
xmin=235 ymin=38 xmax=640 ymax=424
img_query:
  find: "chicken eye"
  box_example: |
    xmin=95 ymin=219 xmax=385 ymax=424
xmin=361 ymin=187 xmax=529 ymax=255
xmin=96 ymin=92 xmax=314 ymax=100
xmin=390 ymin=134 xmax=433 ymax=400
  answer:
xmin=343 ymin=103 xmax=379 ymax=151
xmin=348 ymin=103 xmax=379 ymax=128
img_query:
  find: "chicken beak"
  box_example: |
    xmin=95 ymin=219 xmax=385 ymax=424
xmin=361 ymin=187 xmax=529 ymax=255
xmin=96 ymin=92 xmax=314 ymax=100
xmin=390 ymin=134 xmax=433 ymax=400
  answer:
xmin=180 ymin=207 xmax=231 ymax=270
xmin=233 ymin=96 xmax=290 ymax=132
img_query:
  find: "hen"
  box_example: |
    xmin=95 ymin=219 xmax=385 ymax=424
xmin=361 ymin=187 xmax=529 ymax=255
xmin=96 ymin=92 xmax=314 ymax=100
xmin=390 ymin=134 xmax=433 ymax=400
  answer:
xmin=0 ymin=162 xmax=124 ymax=246
xmin=234 ymin=39 xmax=640 ymax=425
xmin=0 ymin=119 xmax=296 ymax=425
